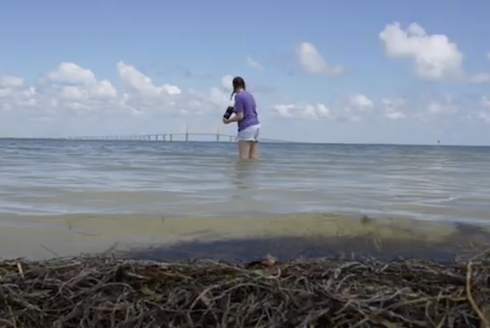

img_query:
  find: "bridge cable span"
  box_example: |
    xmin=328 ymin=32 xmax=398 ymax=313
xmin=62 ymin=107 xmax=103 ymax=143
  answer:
xmin=62 ymin=132 xmax=295 ymax=143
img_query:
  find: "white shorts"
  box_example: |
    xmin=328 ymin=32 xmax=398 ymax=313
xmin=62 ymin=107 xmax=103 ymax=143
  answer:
xmin=237 ymin=124 xmax=260 ymax=142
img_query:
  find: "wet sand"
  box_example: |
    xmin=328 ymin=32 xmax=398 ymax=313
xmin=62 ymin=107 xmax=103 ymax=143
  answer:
xmin=1 ymin=213 xmax=490 ymax=261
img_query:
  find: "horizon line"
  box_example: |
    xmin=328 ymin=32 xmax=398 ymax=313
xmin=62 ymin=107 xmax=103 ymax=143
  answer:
xmin=0 ymin=137 xmax=488 ymax=147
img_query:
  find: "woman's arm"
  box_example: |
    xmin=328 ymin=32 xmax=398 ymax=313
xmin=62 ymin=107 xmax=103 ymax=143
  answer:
xmin=224 ymin=95 xmax=244 ymax=123
xmin=229 ymin=95 xmax=244 ymax=122
xmin=226 ymin=111 xmax=244 ymax=122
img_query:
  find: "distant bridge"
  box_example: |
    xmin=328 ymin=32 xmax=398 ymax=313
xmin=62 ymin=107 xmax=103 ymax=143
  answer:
xmin=67 ymin=132 xmax=235 ymax=142
xmin=64 ymin=133 xmax=291 ymax=143
xmin=60 ymin=125 xmax=293 ymax=143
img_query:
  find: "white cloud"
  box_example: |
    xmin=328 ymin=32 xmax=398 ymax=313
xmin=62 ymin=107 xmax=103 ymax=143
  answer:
xmin=382 ymin=98 xmax=407 ymax=120
xmin=482 ymin=96 xmax=490 ymax=108
xmin=426 ymin=96 xmax=458 ymax=115
xmin=1 ymin=58 xmax=490 ymax=139
xmin=117 ymin=61 xmax=181 ymax=96
xmin=272 ymin=92 xmax=487 ymax=123
xmin=466 ymin=52 xmax=490 ymax=83
xmin=0 ymin=75 xmax=24 ymax=88
xmin=274 ymin=96 xmax=372 ymax=121
xmin=469 ymin=73 xmax=490 ymax=84
xmin=295 ymin=42 xmax=343 ymax=75
xmin=478 ymin=112 xmax=490 ymax=122
xmin=380 ymin=22 xmax=464 ymax=81
xmin=246 ymin=56 xmax=262 ymax=69
xmin=47 ymin=62 xmax=97 ymax=85
xmin=274 ymin=103 xmax=330 ymax=119
xmin=0 ymin=61 xmax=233 ymax=123
xmin=34 ymin=63 xmax=122 ymax=115
xmin=386 ymin=112 xmax=406 ymax=120
xmin=350 ymin=94 xmax=373 ymax=111
xmin=221 ymin=74 xmax=233 ymax=91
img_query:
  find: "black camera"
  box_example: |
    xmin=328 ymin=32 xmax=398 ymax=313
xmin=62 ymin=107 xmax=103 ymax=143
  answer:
xmin=223 ymin=106 xmax=234 ymax=119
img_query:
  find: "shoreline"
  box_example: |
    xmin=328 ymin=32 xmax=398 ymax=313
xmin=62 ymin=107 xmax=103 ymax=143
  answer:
xmin=2 ymin=213 xmax=490 ymax=326
xmin=2 ymin=212 xmax=490 ymax=262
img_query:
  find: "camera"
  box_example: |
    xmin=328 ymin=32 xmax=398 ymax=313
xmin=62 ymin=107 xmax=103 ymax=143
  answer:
xmin=223 ymin=106 xmax=234 ymax=119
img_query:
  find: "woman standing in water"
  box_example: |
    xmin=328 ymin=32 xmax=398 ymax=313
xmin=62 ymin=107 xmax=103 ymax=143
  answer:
xmin=222 ymin=76 xmax=260 ymax=160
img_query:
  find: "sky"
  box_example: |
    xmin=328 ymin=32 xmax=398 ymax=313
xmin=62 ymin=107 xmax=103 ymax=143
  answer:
xmin=1 ymin=0 xmax=490 ymax=145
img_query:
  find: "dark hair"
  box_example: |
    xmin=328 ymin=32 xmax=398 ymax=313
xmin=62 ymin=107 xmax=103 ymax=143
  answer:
xmin=230 ymin=76 xmax=246 ymax=100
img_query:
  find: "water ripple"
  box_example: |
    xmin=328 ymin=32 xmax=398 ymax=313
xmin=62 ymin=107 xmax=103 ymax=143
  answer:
xmin=1 ymin=139 xmax=490 ymax=223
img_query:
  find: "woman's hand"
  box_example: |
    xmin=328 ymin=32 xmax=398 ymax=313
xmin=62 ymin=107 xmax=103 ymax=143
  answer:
xmin=223 ymin=111 xmax=242 ymax=124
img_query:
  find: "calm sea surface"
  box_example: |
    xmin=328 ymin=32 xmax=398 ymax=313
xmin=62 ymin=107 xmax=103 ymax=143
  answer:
xmin=1 ymin=139 xmax=490 ymax=223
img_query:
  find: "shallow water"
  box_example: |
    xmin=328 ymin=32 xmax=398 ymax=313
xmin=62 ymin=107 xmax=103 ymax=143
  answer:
xmin=1 ymin=139 xmax=490 ymax=221
xmin=1 ymin=139 xmax=490 ymax=259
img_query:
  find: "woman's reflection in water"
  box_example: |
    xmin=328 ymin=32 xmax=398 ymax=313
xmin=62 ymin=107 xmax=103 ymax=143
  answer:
xmin=230 ymin=159 xmax=259 ymax=199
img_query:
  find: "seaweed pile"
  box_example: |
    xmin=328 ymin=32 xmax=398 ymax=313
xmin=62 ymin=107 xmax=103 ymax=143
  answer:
xmin=1 ymin=253 xmax=490 ymax=327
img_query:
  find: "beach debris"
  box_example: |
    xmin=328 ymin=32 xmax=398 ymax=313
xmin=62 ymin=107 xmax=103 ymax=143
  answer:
xmin=360 ymin=214 xmax=371 ymax=224
xmin=0 ymin=255 xmax=489 ymax=327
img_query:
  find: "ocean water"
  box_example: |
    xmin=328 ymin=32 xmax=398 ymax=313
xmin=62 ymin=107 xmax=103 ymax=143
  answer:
xmin=1 ymin=139 xmax=490 ymax=259
xmin=1 ymin=139 xmax=490 ymax=222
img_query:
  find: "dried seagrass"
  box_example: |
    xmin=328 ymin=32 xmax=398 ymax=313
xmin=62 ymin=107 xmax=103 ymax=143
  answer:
xmin=0 ymin=254 xmax=489 ymax=328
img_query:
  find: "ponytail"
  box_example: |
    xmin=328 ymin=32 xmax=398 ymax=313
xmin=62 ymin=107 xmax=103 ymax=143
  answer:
xmin=230 ymin=76 xmax=245 ymax=101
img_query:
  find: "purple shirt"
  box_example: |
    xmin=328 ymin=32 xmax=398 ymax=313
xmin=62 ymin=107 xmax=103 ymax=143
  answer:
xmin=233 ymin=91 xmax=259 ymax=131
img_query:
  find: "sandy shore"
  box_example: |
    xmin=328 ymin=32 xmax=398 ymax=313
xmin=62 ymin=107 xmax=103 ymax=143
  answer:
xmin=1 ymin=213 xmax=489 ymax=261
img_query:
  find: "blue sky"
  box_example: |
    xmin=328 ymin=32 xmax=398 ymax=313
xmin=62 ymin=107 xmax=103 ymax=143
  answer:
xmin=1 ymin=0 xmax=490 ymax=144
